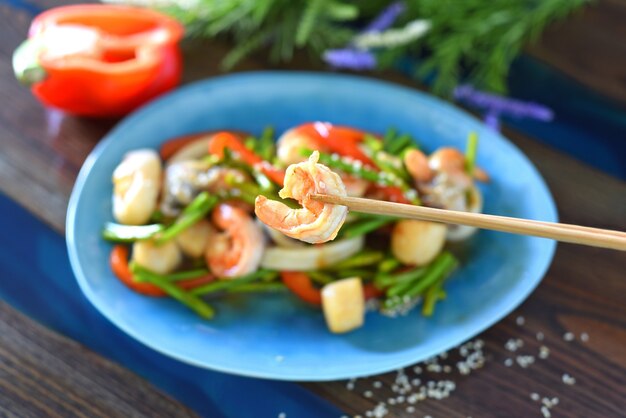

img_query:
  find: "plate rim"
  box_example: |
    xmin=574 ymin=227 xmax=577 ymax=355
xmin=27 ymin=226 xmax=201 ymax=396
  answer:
xmin=66 ymin=71 xmax=558 ymax=381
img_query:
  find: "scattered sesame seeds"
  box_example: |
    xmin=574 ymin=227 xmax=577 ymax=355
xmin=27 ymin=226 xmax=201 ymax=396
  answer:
xmin=364 ymin=390 xmax=373 ymax=398
xmin=539 ymin=346 xmax=550 ymax=360
xmin=516 ymin=316 xmax=526 ymax=326
xmin=505 ymin=338 xmax=524 ymax=352
xmin=563 ymin=332 xmax=575 ymax=342
xmin=516 ymin=355 xmax=535 ymax=368
xmin=530 ymin=393 xmax=540 ymax=401
xmin=536 ymin=332 xmax=544 ymax=341
xmin=580 ymin=332 xmax=589 ymax=342
xmin=373 ymin=381 xmax=383 ymax=389
xmin=541 ymin=406 xmax=551 ymax=418
xmin=504 ymin=358 xmax=514 ymax=367
xmin=562 ymin=373 xmax=576 ymax=385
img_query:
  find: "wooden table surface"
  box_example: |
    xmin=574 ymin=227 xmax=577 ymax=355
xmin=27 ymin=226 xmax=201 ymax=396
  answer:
xmin=0 ymin=1 xmax=625 ymax=417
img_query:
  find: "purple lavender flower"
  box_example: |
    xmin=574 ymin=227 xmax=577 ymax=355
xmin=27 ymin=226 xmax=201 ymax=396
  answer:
xmin=362 ymin=2 xmax=406 ymax=34
xmin=484 ymin=111 xmax=501 ymax=131
xmin=323 ymin=49 xmax=377 ymax=70
xmin=454 ymin=84 xmax=554 ymax=121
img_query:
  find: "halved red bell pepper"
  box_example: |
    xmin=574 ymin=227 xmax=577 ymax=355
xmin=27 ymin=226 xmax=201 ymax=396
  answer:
xmin=13 ymin=5 xmax=184 ymax=116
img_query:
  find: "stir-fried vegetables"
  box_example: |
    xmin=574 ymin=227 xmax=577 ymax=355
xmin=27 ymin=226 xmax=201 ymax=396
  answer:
xmin=103 ymin=123 xmax=488 ymax=333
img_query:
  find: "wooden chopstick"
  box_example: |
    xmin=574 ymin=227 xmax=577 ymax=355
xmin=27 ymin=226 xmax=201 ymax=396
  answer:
xmin=311 ymin=194 xmax=626 ymax=251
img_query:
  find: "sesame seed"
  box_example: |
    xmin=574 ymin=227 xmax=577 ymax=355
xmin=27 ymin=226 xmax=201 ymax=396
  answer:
xmin=542 ymin=397 xmax=553 ymax=408
xmin=388 ymin=398 xmax=396 ymax=405
xmin=424 ymin=415 xmax=433 ymax=418
xmin=516 ymin=316 xmax=525 ymax=326
xmin=413 ymin=366 xmax=422 ymax=374
xmin=346 ymin=382 xmax=355 ymax=390
xmin=373 ymin=381 xmax=382 ymax=389
xmin=530 ymin=393 xmax=540 ymax=401
xmin=563 ymin=332 xmax=575 ymax=341
xmin=406 ymin=406 xmax=415 ymax=413
xmin=364 ymin=391 xmax=373 ymax=398
xmin=516 ymin=355 xmax=535 ymax=368
xmin=536 ymin=332 xmax=544 ymax=341
xmin=396 ymin=396 xmax=405 ymax=403
xmin=541 ymin=406 xmax=551 ymax=418
xmin=539 ymin=346 xmax=550 ymax=359
xmin=412 ymin=378 xmax=421 ymax=386
xmin=562 ymin=373 xmax=576 ymax=385
xmin=580 ymin=332 xmax=589 ymax=342
xmin=504 ymin=358 xmax=513 ymax=367
xmin=551 ymin=397 xmax=559 ymax=405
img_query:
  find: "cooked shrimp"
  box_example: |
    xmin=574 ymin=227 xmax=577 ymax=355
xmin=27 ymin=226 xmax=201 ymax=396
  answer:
xmin=205 ymin=203 xmax=265 ymax=278
xmin=429 ymin=147 xmax=489 ymax=182
xmin=112 ymin=149 xmax=162 ymax=225
xmin=132 ymin=239 xmax=181 ymax=275
xmin=276 ymin=127 xmax=323 ymax=166
xmin=255 ymin=151 xmax=348 ymax=244
xmin=404 ymin=149 xmax=434 ymax=183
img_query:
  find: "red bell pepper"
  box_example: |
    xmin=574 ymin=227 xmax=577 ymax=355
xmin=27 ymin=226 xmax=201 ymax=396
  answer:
xmin=280 ymin=272 xmax=322 ymax=305
xmin=109 ymin=245 xmax=214 ymax=297
xmin=13 ymin=5 xmax=184 ymax=116
xmin=293 ymin=122 xmax=376 ymax=166
xmin=208 ymin=132 xmax=286 ymax=186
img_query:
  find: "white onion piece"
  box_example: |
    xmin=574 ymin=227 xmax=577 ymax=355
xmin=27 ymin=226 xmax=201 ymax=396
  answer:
xmin=166 ymin=135 xmax=214 ymax=165
xmin=263 ymin=224 xmax=305 ymax=248
xmin=446 ymin=186 xmax=483 ymax=242
xmin=260 ymin=236 xmax=364 ymax=271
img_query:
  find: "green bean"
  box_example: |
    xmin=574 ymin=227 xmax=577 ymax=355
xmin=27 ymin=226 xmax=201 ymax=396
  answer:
xmin=384 ymin=267 xmax=428 ymax=297
xmin=386 ymin=133 xmax=413 ymax=154
xmin=404 ymin=252 xmax=458 ymax=299
xmin=378 ymin=257 xmax=400 ymax=274
xmin=363 ymin=134 xmax=383 ymax=152
xmin=244 ymin=136 xmax=257 ymax=151
xmin=132 ymin=267 xmax=215 ymax=319
xmin=421 ymin=282 xmax=442 ymax=317
xmin=190 ymin=269 xmax=277 ymax=296
xmin=259 ymin=126 xmax=276 ymax=161
xmin=155 ymin=192 xmax=218 ymax=244
xmin=382 ymin=127 xmax=397 ymax=152
xmin=163 ymin=268 xmax=211 ymax=282
xmin=337 ymin=269 xmax=376 ymax=279
xmin=227 ymin=282 xmax=286 ymax=294
xmin=102 ymin=222 xmax=164 ymax=243
xmin=307 ymin=271 xmax=335 ymax=285
xmin=465 ymin=131 xmax=478 ymax=176
xmin=340 ymin=217 xmax=395 ymax=239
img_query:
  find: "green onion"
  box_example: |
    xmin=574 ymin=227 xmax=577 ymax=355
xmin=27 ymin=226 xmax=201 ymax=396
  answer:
xmin=131 ymin=266 xmax=215 ymax=319
xmin=363 ymin=134 xmax=383 ymax=152
xmin=421 ymin=266 xmax=454 ymax=316
xmin=465 ymin=131 xmax=478 ymax=176
xmin=102 ymin=222 xmax=164 ymax=243
xmin=191 ymin=269 xmax=277 ymax=296
xmin=155 ymin=192 xmax=218 ymax=244
xmin=337 ymin=269 xmax=376 ymax=279
xmin=244 ymin=136 xmax=257 ymax=151
xmin=382 ymin=127 xmax=397 ymax=152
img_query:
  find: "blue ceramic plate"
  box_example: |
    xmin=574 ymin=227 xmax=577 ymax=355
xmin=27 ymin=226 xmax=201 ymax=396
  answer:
xmin=67 ymin=72 xmax=557 ymax=381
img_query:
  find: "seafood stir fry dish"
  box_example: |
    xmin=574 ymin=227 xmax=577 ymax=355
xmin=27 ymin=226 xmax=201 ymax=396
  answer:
xmin=104 ymin=122 xmax=488 ymax=333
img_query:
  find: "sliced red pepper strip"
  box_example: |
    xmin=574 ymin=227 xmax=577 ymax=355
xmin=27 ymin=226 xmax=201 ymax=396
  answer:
xmin=280 ymin=271 xmax=322 ymax=305
xmin=110 ymin=245 xmax=165 ymax=297
xmin=369 ymin=184 xmax=410 ymax=204
xmin=294 ymin=122 xmax=376 ymax=166
xmin=110 ymin=245 xmax=215 ymax=296
xmin=208 ymin=131 xmax=285 ymax=186
xmin=363 ymin=283 xmax=384 ymax=300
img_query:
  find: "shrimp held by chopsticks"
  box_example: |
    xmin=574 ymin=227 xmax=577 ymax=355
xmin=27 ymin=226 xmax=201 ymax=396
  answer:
xmin=255 ymin=151 xmax=348 ymax=244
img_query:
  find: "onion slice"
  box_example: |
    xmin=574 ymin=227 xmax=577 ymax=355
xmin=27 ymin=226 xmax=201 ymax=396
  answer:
xmin=167 ymin=135 xmax=214 ymax=165
xmin=261 ymin=236 xmax=364 ymax=271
